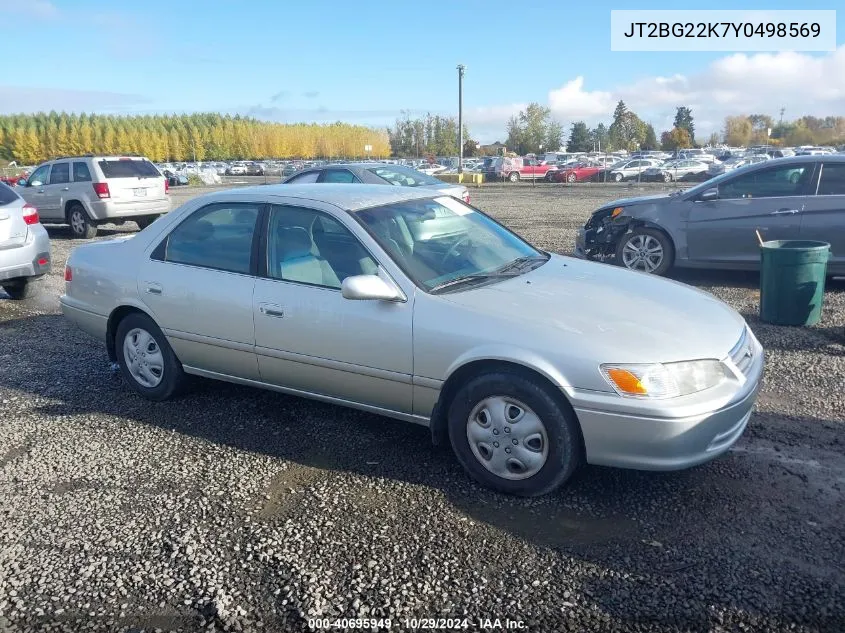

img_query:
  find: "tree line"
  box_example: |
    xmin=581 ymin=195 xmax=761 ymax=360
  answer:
xmin=386 ymin=111 xmax=477 ymax=158
xmin=563 ymin=103 xmax=845 ymax=155
xmin=0 ymin=112 xmax=391 ymax=165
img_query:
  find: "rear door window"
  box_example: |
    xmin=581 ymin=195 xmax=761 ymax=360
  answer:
xmin=49 ymin=163 xmax=70 ymax=184
xmin=73 ymin=162 xmax=92 ymax=182
xmin=98 ymin=159 xmax=160 ymax=179
xmin=817 ymin=163 xmax=845 ymax=196
xmin=287 ymin=171 xmax=320 ymax=183
xmin=319 ymin=169 xmax=358 ymax=183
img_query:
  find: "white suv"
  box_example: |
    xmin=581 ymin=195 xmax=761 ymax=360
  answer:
xmin=17 ymin=156 xmax=172 ymax=239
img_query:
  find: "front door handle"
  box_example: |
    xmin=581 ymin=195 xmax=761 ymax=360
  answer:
xmin=145 ymin=282 xmax=163 ymax=295
xmin=62 ymin=187 xmax=70 ymax=191
xmin=259 ymin=303 xmax=285 ymax=318
xmin=770 ymin=208 xmax=800 ymax=215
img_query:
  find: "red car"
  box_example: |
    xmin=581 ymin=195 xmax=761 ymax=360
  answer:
xmin=550 ymin=163 xmax=604 ymax=183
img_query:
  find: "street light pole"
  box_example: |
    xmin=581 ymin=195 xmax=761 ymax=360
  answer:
xmin=457 ymin=64 xmax=465 ymax=175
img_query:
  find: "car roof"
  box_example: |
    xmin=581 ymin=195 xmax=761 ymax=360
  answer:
xmin=211 ymin=183 xmax=442 ymax=211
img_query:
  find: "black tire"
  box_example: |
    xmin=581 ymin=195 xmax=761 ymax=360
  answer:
xmin=135 ymin=215 xmax=159 ymax=230
xmin=115 ymin=312 xmax=186 ymax=401
xmin=67 ymin=203 xmax=97 ymax=239
xmin=662 ymin=172 xmax=672 ymax=182
xmin=613 ymin=172 xmax=624 ymax=182
xmin=567 ymin=172 xmax=577 ymax=183
xmin=615 ymin=227 xmax=675 ymax=276
xmin=508 ymin=172 xmax=520 ymax=182
xmin=2 ymin=280 xmax=37 ymax=300
xmin=447 ymin=370 xmax=583 ymax=497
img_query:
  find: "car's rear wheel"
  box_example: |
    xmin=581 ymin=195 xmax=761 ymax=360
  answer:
xmin=136 ymin=215 xmax=159 ymax=230
xmin=116 ymin=312 xmax=186 ymax=401
xmin=2 ymin=280 xmax=37 ymax=300
xmin=616 ymin=227 xmax=674 ymax=276
xmin=67 ymin=204 xmax=97 ymax=239
xmin=663 ymin=172 xmax=672 ymax=182
xmin=508 ymin=172 xmax=520 ymax=182
xmin=614 ymin=172 xmax=624 ymax=182
xmin=448 ymin=370 xmax=582 ymax=496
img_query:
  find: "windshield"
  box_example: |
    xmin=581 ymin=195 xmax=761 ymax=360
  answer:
xmin=367 ymin=164 xmax=443 ymax=187
xmin=354 ymin=196 xmax=546 ymax=292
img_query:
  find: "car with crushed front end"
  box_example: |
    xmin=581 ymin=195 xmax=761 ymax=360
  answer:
xmin=575 ymin=155 xmax=845 ymax=276
xmin=60 ymin=184 xmax=763 ymax=496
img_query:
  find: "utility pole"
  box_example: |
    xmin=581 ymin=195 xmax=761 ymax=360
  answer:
xmin=457 ymin=64 xmax=465 ymax=175
xmin=779 ymin=107 xmax=785 ymax=126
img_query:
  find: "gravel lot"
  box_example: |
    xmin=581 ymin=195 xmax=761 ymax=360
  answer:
xmin=1 ymin=182 xmax=844 ymax=633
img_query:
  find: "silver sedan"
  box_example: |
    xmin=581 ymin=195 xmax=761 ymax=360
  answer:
xmin=60 ymin=184 xmax=763 ymax=496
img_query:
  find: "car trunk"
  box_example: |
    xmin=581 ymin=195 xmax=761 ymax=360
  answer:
xmin=96 ymin=158 xmax=167 ymax=205
xmin=0 ymin=198 xmax=28 ymax=249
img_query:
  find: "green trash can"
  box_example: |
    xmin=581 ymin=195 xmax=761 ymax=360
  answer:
xmin=759 ymin=240 xmax=830 ymax=326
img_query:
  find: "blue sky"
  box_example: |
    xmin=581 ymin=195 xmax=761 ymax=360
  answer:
xmin=1 ymin=0 xmax=843 ymax=141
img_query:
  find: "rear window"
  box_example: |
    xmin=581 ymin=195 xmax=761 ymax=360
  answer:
xmin=0 ymin=182 xmax=20 ymax=206
xmin=98 ymin=159 xmax=161 ymax=179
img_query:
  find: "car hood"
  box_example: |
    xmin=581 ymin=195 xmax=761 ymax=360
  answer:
xmin=439 ymin=254 xmax=745 ymax=364
xmin=596 ymin=193 xmax=671 ymax=210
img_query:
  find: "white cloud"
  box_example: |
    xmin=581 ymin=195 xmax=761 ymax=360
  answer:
xmin=0 ymin=86 xmax=149 ymax=114
xmin=470 ymin=46 xmax=845 ymax=142
xmin=0 ymin=0 xmax=59 ymax=18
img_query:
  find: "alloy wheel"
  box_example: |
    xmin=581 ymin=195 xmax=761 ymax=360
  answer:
xmin=621 ymin=234 xmax=664 ymax=273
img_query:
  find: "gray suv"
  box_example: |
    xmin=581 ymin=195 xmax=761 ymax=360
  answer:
xmin=17 ymin=156 xmax=172 ymax=239
xmin=575 ymin=155 xmax=845 ymax=276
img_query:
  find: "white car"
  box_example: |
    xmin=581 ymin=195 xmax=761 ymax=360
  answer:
xmin=17 ymin=156 xmax=171 ymax=239
xmin=608 ymin=159 xmax=663 ymax=182
xmin=417 ymin=164 xmax=447 ymax=176
xmin=0 ymin=182 xmax=51 ymax=299
xmin=707 ymin=154 xmax=770 ymax=176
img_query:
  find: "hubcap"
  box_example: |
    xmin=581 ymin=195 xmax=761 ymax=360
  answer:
xmin=466 ymin=396 xmax=549 ymax=481
xmin=622 ymin=234 xmax=664 ymax=273
xmin=70 ymin=211 xmax=85 ymax=234
xmin=122 ymin=327 xmax=164 ymax=388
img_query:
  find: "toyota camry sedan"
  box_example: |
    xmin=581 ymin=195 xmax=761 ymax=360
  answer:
xmin=60 ymin=184 xmax=763 ymax=496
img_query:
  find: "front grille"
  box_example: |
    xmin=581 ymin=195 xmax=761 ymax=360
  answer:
xmin=728 ymin=328 xmax=755 ymax=376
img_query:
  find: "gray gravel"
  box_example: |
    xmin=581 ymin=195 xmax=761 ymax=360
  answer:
xmin=1 ymin=182 xmax=844 ymax=633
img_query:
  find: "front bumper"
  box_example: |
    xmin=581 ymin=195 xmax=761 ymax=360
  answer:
xmin=571 ymin=330 xmax=764 ymax=471
xmin=0 ymin=224 xmax=51 ymax=282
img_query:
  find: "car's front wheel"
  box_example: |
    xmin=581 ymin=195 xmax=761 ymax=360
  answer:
xmin=116 ymin=312 xmax=186 ymax=401
xmin=508 ymin=172 xmax=520 ymax=182
xmin=567 ymin=173 xmax=577 ymax=183
xmin=448 ymin=370 xmax=582 ymax=496
xmin=616 ymin=227 xmax=674 ymax=275
xmin=614 ymin=172 xmax=624 ymax=182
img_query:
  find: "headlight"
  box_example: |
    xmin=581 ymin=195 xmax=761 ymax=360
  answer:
xmin=600 ymin=360 xmax=729 ymax=399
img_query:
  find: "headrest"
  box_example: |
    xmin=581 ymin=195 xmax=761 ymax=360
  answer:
xmin=183 ymin=219 xmax=214 ymax=241
xmin=277 ymin=226 xmax=312 ymax=259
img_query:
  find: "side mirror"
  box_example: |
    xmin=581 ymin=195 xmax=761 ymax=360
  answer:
xmin=341 ymin=274 xmax=403 ymax=302
xmin=699 ymin=187 xmax=718 ymax=201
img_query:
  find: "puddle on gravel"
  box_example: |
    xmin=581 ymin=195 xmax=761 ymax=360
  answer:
xmin=456 ymin=500 xmax=640 ymax=549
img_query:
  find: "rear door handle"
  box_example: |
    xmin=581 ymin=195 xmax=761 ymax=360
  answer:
xmin=770 ymin=208 xmax=800 ymax=215
xmin=259 ymin=303 xmax=285 ymax=318
xmin=145 ymin=282 xmax=163 ymax=295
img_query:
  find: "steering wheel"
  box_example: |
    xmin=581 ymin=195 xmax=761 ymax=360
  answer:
xmin=441 ymin=235 xmax=473 ymax=267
